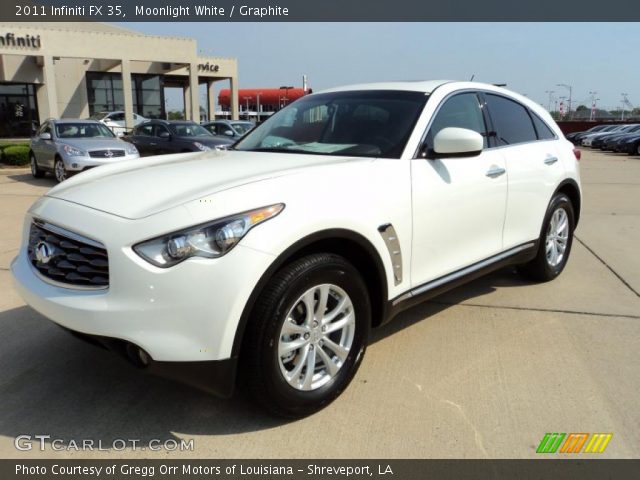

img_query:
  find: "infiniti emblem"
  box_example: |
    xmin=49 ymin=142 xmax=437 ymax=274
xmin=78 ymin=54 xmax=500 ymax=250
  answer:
xmin=35 ymin=241 xmax=55 ymax=264
xmin=104 ymin=150 xmax=114 ymax=158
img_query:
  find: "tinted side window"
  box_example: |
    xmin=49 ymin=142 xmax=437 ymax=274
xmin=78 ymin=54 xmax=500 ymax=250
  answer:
xmin=427 ymin=93 xmax=488 ymax=149
xmin=530 ymin=113 xmax=556 ymax=140
xmin=485 ymin=94 xmax=537 ymax=146
xmin=155 ymin=125 xmax=170 ymax=137
xmin=136 ymin=124 xmax=154 ymax=136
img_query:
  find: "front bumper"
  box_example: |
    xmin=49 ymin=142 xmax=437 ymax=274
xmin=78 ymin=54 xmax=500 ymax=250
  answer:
xmin=62 ymin=153 xmax=140 ymax=172
xmin=11 ymin=198 xmax=276 ymax=364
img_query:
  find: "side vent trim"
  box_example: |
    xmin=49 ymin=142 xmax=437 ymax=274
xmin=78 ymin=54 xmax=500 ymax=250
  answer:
xmin=378 ymin=223 xmax=403 ymax=286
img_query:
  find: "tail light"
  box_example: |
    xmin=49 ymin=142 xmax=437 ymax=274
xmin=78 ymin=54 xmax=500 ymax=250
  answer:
xmin=572 ymin=148 xmax=581 ymax=161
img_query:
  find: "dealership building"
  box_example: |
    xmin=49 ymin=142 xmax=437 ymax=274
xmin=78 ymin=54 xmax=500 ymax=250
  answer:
xmin=0 ymin=22 xmax=239 ymax=138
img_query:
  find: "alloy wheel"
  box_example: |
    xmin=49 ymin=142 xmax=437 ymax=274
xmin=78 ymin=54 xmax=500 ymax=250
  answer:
xmin=54 ymin=160 xmax=67 ymax=183
xmin=545 ymin=207 xmax=569 ymax=267
xmin=30 ymin=156 xmax=37 ymax=176
xmin=278 ymin=283 xmax=355 ymax=391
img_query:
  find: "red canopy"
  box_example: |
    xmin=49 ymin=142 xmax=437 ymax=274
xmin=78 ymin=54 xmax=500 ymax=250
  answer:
xmin=218 ymin=88 xmax=308 ymax=107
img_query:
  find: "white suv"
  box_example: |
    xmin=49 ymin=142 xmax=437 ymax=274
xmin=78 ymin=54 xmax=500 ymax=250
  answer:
xmin=11 ymin=81 xmax=581 ymax=417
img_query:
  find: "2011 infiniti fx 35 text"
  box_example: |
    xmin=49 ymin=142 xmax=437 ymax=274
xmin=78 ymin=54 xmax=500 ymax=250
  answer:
xmin=12 ymin=81 xmax=581 ymax=417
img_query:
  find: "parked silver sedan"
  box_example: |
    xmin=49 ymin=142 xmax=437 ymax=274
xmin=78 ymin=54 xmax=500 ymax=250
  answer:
xmin=30 ymin=119 xmax=140 ymax=183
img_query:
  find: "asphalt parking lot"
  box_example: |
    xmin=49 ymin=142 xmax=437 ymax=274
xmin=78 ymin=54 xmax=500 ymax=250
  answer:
xmin=0 ymin=149 xmax=639 ymax=459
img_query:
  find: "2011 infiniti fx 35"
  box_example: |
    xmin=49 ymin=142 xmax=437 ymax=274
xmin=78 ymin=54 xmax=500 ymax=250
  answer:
xmin=12 ymin=81 xmax=581 ymax=417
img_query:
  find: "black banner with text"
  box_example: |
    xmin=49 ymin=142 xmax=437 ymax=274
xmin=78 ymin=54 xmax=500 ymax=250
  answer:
xmin=2 ymin=0 xmax=640 ymax=22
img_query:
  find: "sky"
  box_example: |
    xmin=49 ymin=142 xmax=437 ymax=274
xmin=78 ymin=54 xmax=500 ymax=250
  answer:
xmin=122 ymin=22 xmax=640 ymax=113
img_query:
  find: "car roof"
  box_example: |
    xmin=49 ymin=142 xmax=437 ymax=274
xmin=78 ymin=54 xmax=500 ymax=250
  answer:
xmin=319 ymin=80 xmax=452 ymax=94
xmin=142 ymin=120 xmax=196 ymax=125
xmin=53 ymin=119 xmax=102 ymax=124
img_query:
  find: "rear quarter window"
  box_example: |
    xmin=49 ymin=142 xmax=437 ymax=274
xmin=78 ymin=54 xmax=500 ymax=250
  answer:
xmin=530 ymin=113 xmax=557 ymax=140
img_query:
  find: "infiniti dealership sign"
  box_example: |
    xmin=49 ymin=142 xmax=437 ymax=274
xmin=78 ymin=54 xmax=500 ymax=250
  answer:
xmin=0 ymin=32 xmax=42 ymax=49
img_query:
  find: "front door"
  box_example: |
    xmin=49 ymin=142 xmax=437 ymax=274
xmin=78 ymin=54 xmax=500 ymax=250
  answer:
xmin=411 ymin=92 xmax=508 ymax=287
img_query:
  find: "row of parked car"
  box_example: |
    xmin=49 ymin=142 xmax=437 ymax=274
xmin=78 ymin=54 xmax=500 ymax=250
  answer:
xmin=567 ymin=123 xmax=640 ymax=155
xmin=28 ymin=114 xmax=255 ymax=183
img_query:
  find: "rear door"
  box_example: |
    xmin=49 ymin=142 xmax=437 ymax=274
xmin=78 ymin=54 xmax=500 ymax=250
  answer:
xmin=411 ymin=91 xmax=508 ymax=286
xmin=483 ymin=93 xmax=565 ymax=249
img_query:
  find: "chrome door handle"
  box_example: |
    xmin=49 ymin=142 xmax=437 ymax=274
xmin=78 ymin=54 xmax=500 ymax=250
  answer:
xmin=150 ymin=142 xmax=157 ymax=146
xmin=486 ymin=166 xmax=506 ymax=178
xmin=544 ymin=156 xmax=558 ymax=165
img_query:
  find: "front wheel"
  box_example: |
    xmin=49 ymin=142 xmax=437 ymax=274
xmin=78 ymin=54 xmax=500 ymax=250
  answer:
xmin=30 ymin=153 xmax=44 ymax=178
xmin=240 ymin=253 xmax=370 ymax=417
xmin=54 ymin=158 xmax=67 ymax=183
xmin=521 ymin=193 xmax=575 ymax=282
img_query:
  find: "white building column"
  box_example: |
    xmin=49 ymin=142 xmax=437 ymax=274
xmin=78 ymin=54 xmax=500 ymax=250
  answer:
xmin=38 ymin=55 xmax=59 ymax=120
xmin=207 ymin=80 xmax=216 ymax=121
xmin=230 ymin=76 xmax=239 ymax=120
xmin=189 ymin=63 xmax=200 ymax=122
xmin=121 ymin=59 xmax=134 ymax=131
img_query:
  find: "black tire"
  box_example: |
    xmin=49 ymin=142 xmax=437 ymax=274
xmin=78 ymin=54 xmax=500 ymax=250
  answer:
xmin=521 ymin=193 xmax=575 ymax=282
xmin=30 ymin=152 xmax=45 ymax=178
xmin=632 ymin=142 xmax=640 ymax=156
xmin=240 ymin=253 xmax=370 ymax=418
xmin=54 ymin=157 xmax=67 ymax=183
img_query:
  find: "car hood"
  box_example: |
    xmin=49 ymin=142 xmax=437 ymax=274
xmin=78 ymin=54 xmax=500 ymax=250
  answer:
xmin=57 ymin=138 xmax=130 ymax=151
xmin=45 ymin=150 xmax=362 ymax=219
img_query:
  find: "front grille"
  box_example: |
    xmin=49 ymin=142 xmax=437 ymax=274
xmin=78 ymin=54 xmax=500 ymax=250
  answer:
xmin=28 ymin=221 xmax=109 ymax=288
xmin=88 ymin=149 xmax=125 ymax=158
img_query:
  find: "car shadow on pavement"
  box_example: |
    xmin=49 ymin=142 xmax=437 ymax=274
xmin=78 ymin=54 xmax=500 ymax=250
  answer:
xmin=0 ymin=306 xmax=287 ymax=449
xmin=371 ymin=266 xmax=532 ymax=344
xmin=0 ymin=267 xmax=530 ymax=448
xmin=7 ymin=173 xmax=55 ymax=187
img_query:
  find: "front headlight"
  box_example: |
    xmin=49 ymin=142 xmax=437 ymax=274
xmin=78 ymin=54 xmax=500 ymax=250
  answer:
xmin=133 ymin=204 xmax=285 ymax=268
xmin=62 ymin=144 xmax=86 ymax=156
xmin=194 ymin=142 xmax=211 ymax=151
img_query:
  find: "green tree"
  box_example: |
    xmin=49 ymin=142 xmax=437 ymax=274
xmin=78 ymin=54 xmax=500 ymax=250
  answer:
xmin=167 ymin=110 xmax=184 ymax=120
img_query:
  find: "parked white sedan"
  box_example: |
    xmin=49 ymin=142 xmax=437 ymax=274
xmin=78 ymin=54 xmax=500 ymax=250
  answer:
xmin=90 ymin=111 xmax=146 ymax=135
xmin=12 ymin=81 xmax=581 ymax=417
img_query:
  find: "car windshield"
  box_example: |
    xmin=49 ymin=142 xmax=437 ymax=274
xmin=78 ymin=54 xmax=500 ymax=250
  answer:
xmin=170 ymin=124 xmax=212 ymax=137
xmin=234 ymin=90 xmax=428 ymax=158
xmin=56 ymin=123 xmax=115 ymax=138
xmin=230 ymin=122 xmax=254 ymax=135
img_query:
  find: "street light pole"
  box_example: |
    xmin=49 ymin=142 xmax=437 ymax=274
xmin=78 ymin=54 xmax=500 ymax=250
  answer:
xmin=589 ymin=91 xmax=598 ymax=121
xmin=557 ymin=83 xmax=572 ymax=119
xmin=545 ymin=90 xmax=555 ymax=112
xmin=621 ymin=93 xmax=629 ymax=121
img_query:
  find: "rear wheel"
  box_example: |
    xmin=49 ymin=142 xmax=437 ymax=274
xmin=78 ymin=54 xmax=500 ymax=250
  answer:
xmin=30 ymin=152 xmax=44 ymax=178
xmin=521 ymin=193 xmax=575 ymax=282
xmin=54 ymin=157 xmax=67 ymax=183
xmin=240 ymin=253 xmax=370 ymax=417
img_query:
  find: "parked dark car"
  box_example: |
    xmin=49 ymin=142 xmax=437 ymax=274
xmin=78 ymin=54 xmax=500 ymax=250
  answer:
xmin=573 ymin=124 xmax=622 ymax=145
xmin=566 ymin=124 xmax=609 ymax=144
xmin=617 ymin=133 xmax=640 ymax=155
xmin=126 ymin=120 xmax=233 ymax=156
xmin=600 ymin=125 xmax=640 ymax=151
xmin=202 ymin=120 xmax=255 ymax=139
